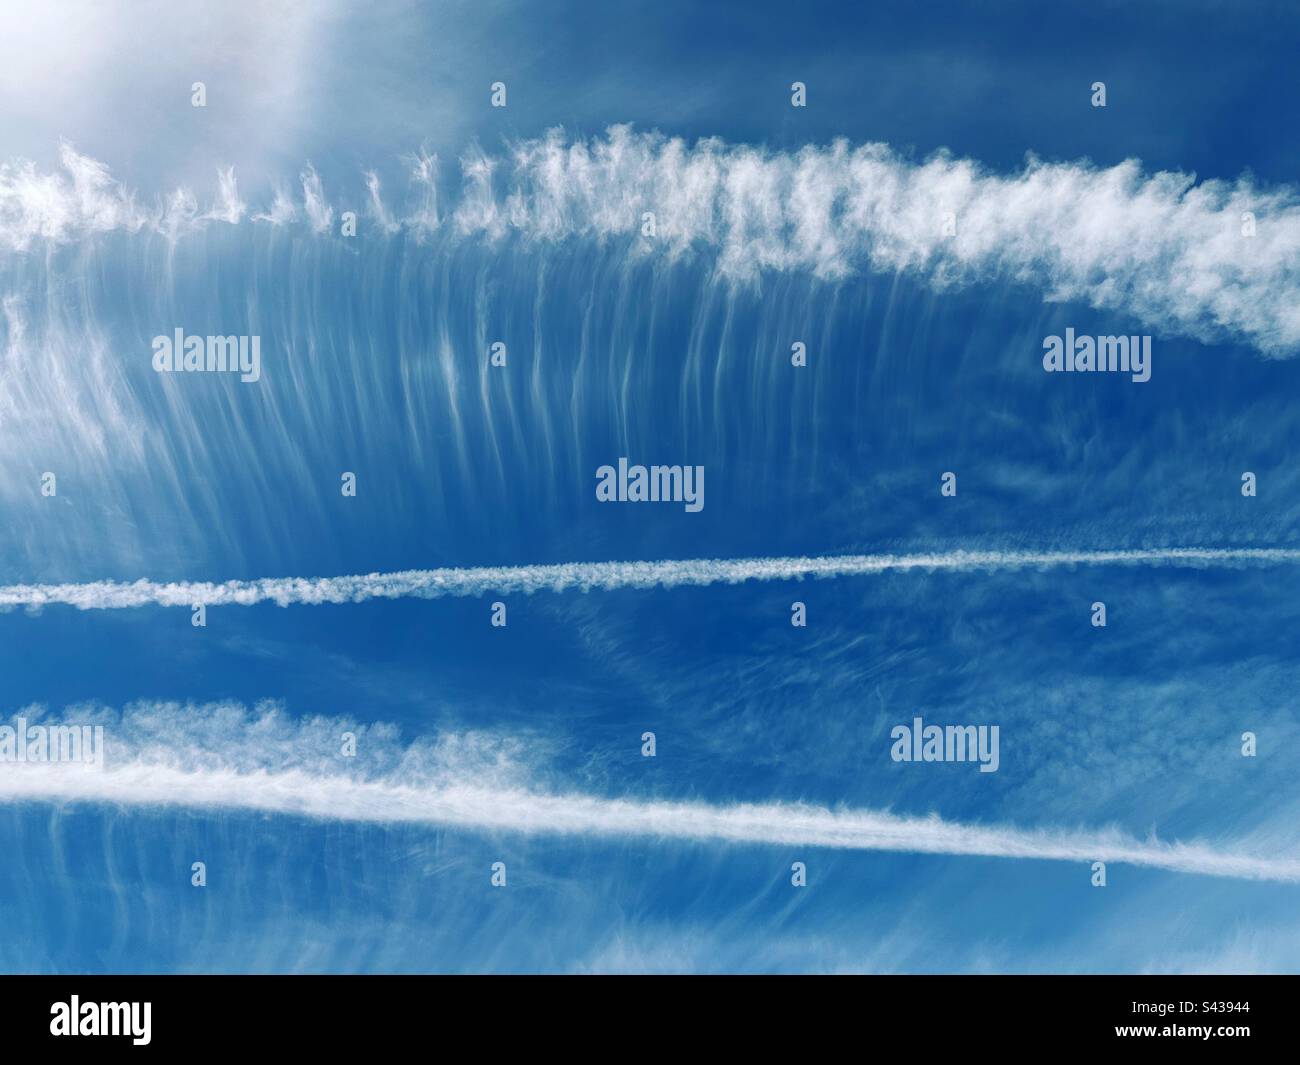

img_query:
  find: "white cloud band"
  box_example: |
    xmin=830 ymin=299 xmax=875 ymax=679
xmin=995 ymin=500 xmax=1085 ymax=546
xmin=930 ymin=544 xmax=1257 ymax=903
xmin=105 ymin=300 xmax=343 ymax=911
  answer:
xmin=4 ymin=128 xmax=1300 ymax=353
xmin=2 ymin=756 xmax=1295 ymax=883
xmin=4 ymin=547 xmax=1299 ymax=611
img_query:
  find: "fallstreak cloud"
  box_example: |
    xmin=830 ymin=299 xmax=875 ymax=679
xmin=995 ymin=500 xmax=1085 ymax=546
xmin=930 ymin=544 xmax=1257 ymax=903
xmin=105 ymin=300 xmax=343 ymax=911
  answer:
xmin=3 ymin=547 xmax=1300 ymax=612
xmin=3 ymin=127 xmax=1300 ymax=354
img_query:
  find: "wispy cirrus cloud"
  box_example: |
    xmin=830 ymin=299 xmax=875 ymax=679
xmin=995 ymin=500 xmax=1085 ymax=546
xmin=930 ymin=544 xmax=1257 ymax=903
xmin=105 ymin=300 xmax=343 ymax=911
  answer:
xmin=3 ymin=128 xmax=1300 ymax=353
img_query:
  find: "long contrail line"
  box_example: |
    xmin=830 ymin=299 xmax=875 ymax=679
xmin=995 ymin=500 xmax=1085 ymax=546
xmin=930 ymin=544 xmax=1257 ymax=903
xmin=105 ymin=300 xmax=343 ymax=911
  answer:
xmin=0 ymin=762 xmax=1295 ymax=882
xmin=3 ymin=547 xmax=1299 ymax=611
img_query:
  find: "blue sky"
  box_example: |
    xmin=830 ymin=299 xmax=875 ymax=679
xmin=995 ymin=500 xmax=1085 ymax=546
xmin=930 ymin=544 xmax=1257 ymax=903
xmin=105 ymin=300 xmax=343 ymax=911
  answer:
xmin=1 ymin=0 xmax=1299 ymax=973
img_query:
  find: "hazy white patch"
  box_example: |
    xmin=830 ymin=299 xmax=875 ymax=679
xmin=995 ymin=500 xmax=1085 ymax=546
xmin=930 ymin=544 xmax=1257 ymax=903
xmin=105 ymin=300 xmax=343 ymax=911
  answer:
xmin=203 ymin=167 xmax=245 ymax=224
xmin=0 ymin=291 xmax=150 ymax=506
xmin=0 ymin=142 xmax=147 ymax=248
xmin=159 ymin=186 xmax=201 ymax=242
xmin=1140 ymin=926 xmax=1296 ymax=974
xmin=252 ymin=184 xmax=298 ymax=226
xmin=404 ymin=147 xmax=441 ymax=234
xmin=455 ymin=144 xmax=505 ymax=241
xmin=364 ymin=170 xmax=399 ymax=234
xmin=0 ymin=0 xmax=339 ymax=187
xmin=299 ymin=164 xmax=333 ymax=233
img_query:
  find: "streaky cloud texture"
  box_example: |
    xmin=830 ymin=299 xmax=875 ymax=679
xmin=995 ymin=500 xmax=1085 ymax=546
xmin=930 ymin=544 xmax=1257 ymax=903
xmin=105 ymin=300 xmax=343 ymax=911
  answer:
xmin=3 ymin=128 xmax=1300 ymax=353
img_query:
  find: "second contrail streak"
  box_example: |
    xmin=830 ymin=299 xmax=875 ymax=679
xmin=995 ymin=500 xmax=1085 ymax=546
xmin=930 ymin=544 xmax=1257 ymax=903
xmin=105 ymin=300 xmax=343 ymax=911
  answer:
xmin=3 ymin=547 xmax=1300 ymax=611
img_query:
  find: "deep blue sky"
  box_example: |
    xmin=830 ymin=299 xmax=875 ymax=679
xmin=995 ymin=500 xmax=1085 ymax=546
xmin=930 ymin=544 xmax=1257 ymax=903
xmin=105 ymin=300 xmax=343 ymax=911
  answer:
xmin=0 ymin=0 xmax=1298 ymax=973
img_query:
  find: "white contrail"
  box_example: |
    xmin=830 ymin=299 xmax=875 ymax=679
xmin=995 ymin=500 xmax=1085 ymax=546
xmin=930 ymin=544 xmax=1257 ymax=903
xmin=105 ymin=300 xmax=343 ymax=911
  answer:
xmin=0 ymin=760 xmax=1295 ymax=882
xmin=4 ymin=547 xmax=1300 ymax=611
xmin=5 ymin=705 xmax=1292 ymax=881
